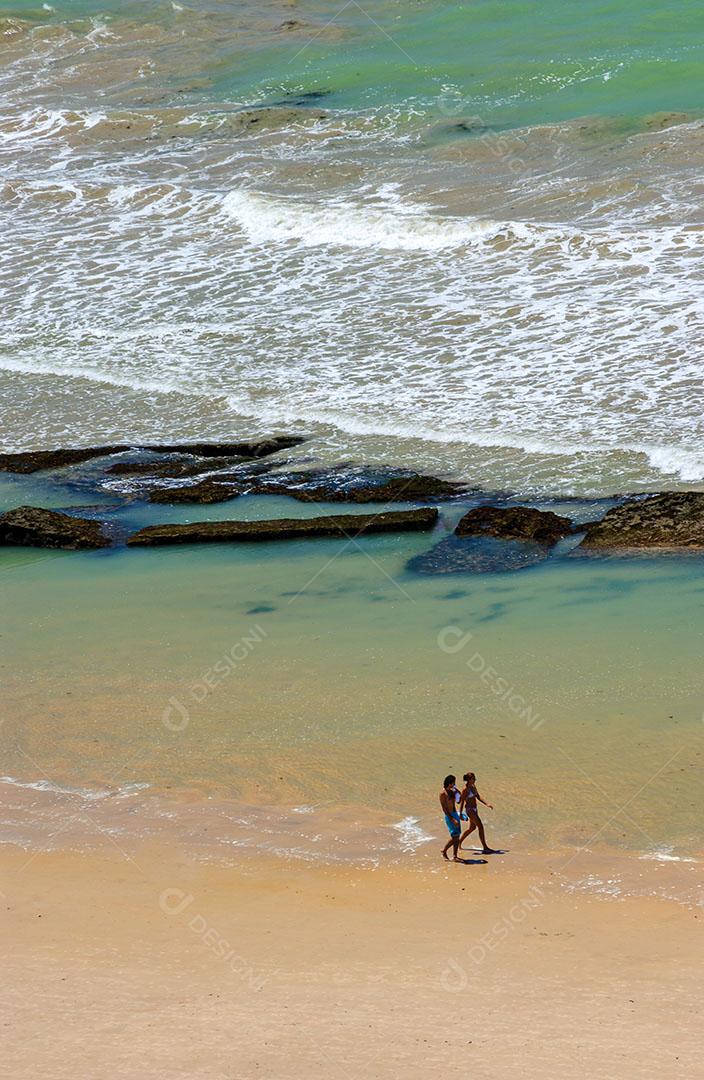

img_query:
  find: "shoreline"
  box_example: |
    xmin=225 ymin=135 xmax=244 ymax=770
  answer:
xmin=3 ymin=842 xmax=702 ymax=1079
xmin=1 ymin=778 xmax=701 ymax=909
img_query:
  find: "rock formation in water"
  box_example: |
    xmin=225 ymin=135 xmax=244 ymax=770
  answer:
xmin=0 ymin=436 xmax=305 ymax=474
xmin=145 ymin=466 xmax=468 ymax=505
xmin=127 ymin=508 xmax=438 ymax=546
xmin=578 ymin=492 xmax=704 ymax=549
xmin=0 ymin=506 xmax=111 ymax=550
xmin=455 ymin=504 xmax=574 ymax=543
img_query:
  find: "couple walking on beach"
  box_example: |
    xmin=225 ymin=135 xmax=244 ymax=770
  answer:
xmin=440 ymin=772 xmax=496 ymax=861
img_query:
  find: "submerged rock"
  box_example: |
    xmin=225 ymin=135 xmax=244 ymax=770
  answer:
xmin=127 ymin=508 xmax=438 ymax=546
xmin=0 ymin=436 xmax=305 ymax=474
xmin=143 ymin=466 xmax=467 ymax=505
xmin=247 ymin=467 xmax=468 ymax=503
xmin=107 ymin=457 xmax=244 ymax=480
xmin=148 ymin=478 xmax=242 ymax=504
xmin=0 ymin=506 xmax=110 ymax=550
xmin=0 ymin=446 xmax=130 ymax=474
xmin=455 ymin=505 xmax=573 ymax=543
xmin=230 ymin=107 xmax=326 ymax=132
xmin=407 ymin=534 xmax=550 ymax=575
xmin=578 ymin=492 xmax=704 ymax=549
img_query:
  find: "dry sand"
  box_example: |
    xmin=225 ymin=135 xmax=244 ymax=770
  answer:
xmin=2 ymin=842 xmax=702 ymax=1080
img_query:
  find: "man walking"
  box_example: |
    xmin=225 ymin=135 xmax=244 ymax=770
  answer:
xmin=440 ymin=774 xmax=462 ymax=861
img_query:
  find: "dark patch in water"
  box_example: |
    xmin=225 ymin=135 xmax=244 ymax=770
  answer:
xmin=407 ymin=535 xmax=550 ymax=575
xmin=441 ymin=589 xmax=469 ymax=599
xmin=561 ymin=576 xmax=642 ymax=597
xmin=246 ymin=604 xmax=276 ymax=614
xmin=270 ymin=89 xmax=331 ymax=107
xmin=476 ymin=602 xmax=506 ymax=623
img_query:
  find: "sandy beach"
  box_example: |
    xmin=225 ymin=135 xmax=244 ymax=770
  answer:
xmin=3 ymin=841 xmax=702 ymax=1080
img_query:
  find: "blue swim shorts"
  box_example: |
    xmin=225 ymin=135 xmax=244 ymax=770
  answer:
xmin=444 ymin=813 xmax=461 ymax=838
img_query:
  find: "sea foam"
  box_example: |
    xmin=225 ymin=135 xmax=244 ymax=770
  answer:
xmin=222 ymin=189 xmax=496 ymax=250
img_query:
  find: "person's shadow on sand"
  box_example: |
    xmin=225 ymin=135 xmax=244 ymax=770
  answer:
xmin=462 ymin=848 xmax=509 ymax=857
xmin=455 ymin=857 xmax=489 ymax=865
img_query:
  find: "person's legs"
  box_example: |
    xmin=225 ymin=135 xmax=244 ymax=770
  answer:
xmin=458 ymin=821 xmax=476 ymax=849
xmin=442 ymin=817 xmax=462 ymax=860
xmin=472 ymin=812 xmax=495 ymax=853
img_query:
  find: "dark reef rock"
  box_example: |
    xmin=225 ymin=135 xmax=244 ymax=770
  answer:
xmin=248 ymin=467 xmax=467 ymax=504
xmin=148 ymin=478 xmax=242 ymax=505
xmin=0 ymin=437 xmax=305 ymax=474
xmin=407 ymin=535 xmax=552 ymax=575
xmin=578 ymin=492 xmax=704 ymax=549
xmin=107 ymin=457 xmax=244 ymax=480
xmin=143 ymin=437 xmax=305 ymax=459
xmin=127 ymin=508 xmax=438 ymax=546
xmin=0 ymin=446 xmax=131 ymax=474
xmin=0 ymin=506 xmax=110 ymax=550
xmin=142 ymin=466 xmax=467 ymax=506
xmin=455 ymin=505 xmax=573 ymax=544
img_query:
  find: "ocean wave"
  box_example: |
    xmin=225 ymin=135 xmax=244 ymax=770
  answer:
xmin=223 ymin=400 xmax=704 ymax=483
xmin=2 ymin=348 xmax=703 ymax=482
xmin=221 ymin=188 xmax=704 ymax=259
xmin=222 ymin=189 xmax=498 ymax=250
xmin=3 ymin=154 xmax=704 ymax=495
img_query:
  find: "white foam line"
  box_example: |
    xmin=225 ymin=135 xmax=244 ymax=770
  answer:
xmin=391 ymin=816 xmax=435 ymax=852
xmin=640 ymin=849 xmax=697 ymax=863
xmin=222 ymin=189 xmax=498 ymax=251
xmin=2 ymin=352 xmax=703 ymax=480
xmin=224 ymin=394 xmax=704 ymax=481
xmin=0 ymin=775 xmax=149 ymax=801
xmin=0 ymin=356 xmax=203 ymax=398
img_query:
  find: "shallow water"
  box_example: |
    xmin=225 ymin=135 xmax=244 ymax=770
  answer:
xmin=2 ymin=2 xmax=704 ymax=894
xmin=2 ymin=478 xmax=703 ymax=870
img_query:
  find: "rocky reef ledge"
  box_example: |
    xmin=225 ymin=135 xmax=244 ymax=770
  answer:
xmin=0 ymin=437 xmax=305 ymax=474
xmin=3 ymin=437 xmax=704 ymax=566
xmin=577 ymin=492 xmax=704 ymax=550
xmin=0 ymin=506 xmax=110 ymax=550
xmin=127 ymin=509 xmax=438 ymax=547
xmin=147 ymin=466 xmax=469 ymax=505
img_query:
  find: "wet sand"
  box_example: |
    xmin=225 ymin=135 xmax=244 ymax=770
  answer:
xmin=3 ymin=843 xmax=702 ymax=1080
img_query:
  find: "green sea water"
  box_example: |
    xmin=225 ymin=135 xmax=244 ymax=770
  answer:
xmin=2 ymin=1 xmax=704 ymax=884
xmin=2 ymin=478 xmax=703 ymax=863
xmin=5 ymin=0 xmax=704 ymax=127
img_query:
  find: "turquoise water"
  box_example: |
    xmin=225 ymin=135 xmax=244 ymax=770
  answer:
xmin=2 ymin=1 xmax=704 ymax=878
xmin=1 ymin=473 xmax=703 ymax=859
xmin=6 ymin=0 xmax=704 ymax=127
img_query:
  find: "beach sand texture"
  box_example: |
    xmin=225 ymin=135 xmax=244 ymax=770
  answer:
xmin=3 ymin=847 xmax=702 ymax=1080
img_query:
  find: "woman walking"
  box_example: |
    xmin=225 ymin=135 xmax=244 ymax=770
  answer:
xmin=458 ymin=772 xmax=496 ymax=854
